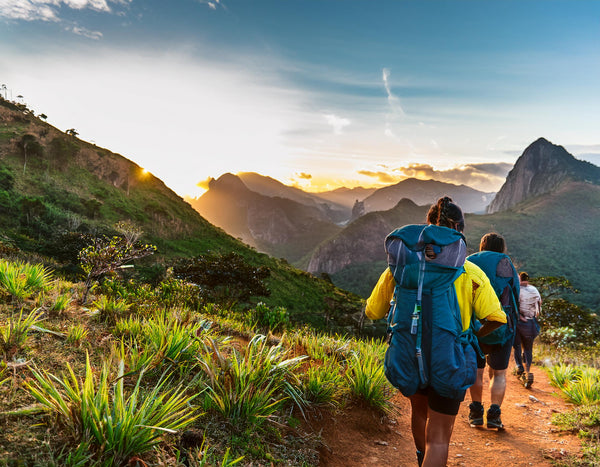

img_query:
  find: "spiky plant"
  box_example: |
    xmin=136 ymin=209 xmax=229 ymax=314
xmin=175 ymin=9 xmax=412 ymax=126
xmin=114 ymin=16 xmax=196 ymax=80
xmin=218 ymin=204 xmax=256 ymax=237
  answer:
xmin=562 ymin=366 xmax=600 ymax=405
xmin=0 ymin=307 xmax=45 ymax=357
xmin=25 ymin=354 xmax=200 ymax=465
xmin=66 ymin=324 xmax=88 ymax=346
xmin=200 ymin=334 xmax=306 ymax=426
xmin=345 ymin=348 xmax=393 ymax=413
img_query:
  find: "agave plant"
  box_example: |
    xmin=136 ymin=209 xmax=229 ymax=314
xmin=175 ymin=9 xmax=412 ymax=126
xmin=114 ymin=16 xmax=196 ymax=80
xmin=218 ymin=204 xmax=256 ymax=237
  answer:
xmin=547 ymin=363 xmax=580 ymax=389
xmin=25 ymin=353 xmax=200 ymax=465
xmin=301 ymin=357 xmax=344 ymax=407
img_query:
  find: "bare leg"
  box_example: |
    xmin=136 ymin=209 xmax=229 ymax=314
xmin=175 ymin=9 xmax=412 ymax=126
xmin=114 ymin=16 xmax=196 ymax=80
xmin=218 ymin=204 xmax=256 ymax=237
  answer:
xmin=489 ymin=368 xmax=507 ymax=406
xmin=422 ymin=409 xmax=456 ymax=467
xmin=469 ymin=368 xmax=484 ymax=402
xmin=409 ymin=393 xmax=428 ymax=455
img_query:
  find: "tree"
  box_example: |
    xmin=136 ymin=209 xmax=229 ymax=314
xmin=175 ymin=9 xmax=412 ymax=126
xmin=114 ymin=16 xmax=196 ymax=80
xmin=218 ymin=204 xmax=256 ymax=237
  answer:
xmin=173 ymin=252 xmax=270 ymax=305
xmin=66 ymin=128 xmax=79 ymax=137
xmin=17 ymin=134 xmax=43 ymax=174
xmin=38 ymin=113 xmax=47 ymax=121
xmin=78 ymin=236 xmax=156 ymax=303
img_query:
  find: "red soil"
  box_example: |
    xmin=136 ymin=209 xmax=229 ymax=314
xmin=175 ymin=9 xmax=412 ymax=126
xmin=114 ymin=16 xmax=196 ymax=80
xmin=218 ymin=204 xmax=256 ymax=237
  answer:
xmin=314 ymin=365 xmax=582 ymax=466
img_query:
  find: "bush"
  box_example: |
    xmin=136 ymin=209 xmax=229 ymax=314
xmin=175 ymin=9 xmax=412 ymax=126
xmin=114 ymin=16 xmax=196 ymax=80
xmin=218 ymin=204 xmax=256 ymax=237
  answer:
xmin=173 ymin=252 xmax=271 ymax=305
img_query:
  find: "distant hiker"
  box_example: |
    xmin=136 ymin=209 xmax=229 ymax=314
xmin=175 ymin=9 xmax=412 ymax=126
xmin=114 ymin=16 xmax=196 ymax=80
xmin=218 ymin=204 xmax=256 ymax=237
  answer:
xmin=365 ymin=197 xmax=506 ymax=467
xmin=466 ymin=233 xmax=520 ymax=430
xmin=513 ymin=271 xmax=542 ymax=388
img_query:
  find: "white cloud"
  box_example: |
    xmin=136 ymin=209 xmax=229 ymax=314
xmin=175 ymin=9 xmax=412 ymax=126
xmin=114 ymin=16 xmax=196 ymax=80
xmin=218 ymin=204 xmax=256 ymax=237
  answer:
xmin=196 ymin=0 xmax=225 ymax=10
xmin=0 ymin=1 xmax=58 ymax=21
xmin=68 ymin=25 xmax=103 ymax=39
xmin=382 ymin=67 xmax=404 ymax=115
xmin=324 ymin=114 xmax=350 ymax=135
xmin=0 ymin=0 xmax=129 ymax=21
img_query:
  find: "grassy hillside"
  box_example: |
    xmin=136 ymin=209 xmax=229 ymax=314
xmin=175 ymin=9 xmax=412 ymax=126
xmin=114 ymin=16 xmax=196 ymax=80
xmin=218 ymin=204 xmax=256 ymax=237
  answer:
xmin=0 ymin=98 xmax=362 ymax=327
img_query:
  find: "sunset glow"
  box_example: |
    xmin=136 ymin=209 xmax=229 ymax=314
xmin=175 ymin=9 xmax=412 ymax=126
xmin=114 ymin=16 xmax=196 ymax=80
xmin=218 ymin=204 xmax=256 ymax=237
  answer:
xmin=1 ymin=1 xmax=599 ymax=197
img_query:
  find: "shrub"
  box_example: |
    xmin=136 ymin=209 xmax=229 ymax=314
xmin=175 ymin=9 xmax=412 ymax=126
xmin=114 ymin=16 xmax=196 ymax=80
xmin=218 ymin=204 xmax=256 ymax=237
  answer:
xmin=173 ymin=252 xmax=270 ymax=305
xmin=247 ymin=302 xmax=290 ymax=333
xmin=79 ymin=235 xmax=156 ymax=303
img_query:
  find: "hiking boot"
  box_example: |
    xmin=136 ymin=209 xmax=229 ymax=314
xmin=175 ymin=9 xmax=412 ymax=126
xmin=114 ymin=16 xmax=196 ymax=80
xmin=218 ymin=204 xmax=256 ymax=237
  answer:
xmin=416 ymin=450 xmax=424 ymax=467
xmin=514 ymin=366 xmax=524 ymax=377
xmin=524 ymin=372 xmax=534 ymax=389
xmin=468 ymin=401 xmax=484 ymax=427
xmin=486 ymin=404 xmax=504 ymax=430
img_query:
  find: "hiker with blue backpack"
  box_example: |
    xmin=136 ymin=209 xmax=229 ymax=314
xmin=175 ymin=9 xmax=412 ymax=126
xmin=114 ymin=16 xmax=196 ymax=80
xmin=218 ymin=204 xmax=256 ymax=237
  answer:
xmin=466 ymin=233 xmax=520 ymax=430
xmin=366 ymin=197 xmax=506 ymax=467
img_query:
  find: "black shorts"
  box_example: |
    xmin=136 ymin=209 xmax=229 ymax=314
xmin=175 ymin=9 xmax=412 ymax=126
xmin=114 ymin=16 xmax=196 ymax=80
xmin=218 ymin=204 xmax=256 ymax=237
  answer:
xmin=476 ymin=336 xmax=514 ymax=370
xmin=416 ymin=386 xmax=464 ymax=416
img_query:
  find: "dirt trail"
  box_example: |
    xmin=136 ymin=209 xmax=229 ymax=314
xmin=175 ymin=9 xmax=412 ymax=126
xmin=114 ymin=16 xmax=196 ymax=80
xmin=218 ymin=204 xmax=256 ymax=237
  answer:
xmin=315 ymin=365 xmax=582 ymax=466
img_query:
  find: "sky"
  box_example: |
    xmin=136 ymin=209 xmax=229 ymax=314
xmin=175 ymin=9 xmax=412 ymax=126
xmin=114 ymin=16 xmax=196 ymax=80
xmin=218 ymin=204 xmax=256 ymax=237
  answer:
xmin=1 ymin=0 xmax=600 ymax=198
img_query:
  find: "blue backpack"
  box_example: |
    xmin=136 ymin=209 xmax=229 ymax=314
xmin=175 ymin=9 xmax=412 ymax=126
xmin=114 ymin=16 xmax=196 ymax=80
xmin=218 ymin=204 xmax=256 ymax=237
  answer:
xmin=467 ymin=251 xmax=520 ymax=353
xmin=383 ymin=224 xmax=477 ymax=400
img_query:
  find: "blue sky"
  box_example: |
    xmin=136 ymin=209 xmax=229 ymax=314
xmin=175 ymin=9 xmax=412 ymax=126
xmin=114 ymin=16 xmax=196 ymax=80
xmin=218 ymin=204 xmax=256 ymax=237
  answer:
xmin=1 ymin=0 xmax=600 ymax=196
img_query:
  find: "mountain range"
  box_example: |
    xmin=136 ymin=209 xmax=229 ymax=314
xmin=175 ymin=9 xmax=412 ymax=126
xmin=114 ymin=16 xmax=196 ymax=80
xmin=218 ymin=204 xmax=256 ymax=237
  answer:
xmin=307 ymin=137 xmax=600 ymax=310
xmin=189 ymin=173 xmax=495 ymax=266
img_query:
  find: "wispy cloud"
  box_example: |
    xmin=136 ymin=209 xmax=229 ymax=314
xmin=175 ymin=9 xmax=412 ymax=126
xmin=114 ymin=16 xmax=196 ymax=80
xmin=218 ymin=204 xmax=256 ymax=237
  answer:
xmin=382 ymin=68 xmax=405 ymax=115
xmin=296 ymin=172 xmax=312 ymax=180
xmin=196 ymin=0 xmax=226 ymax=10
xmin=0 ymin=0 xmax=129 ymax=22
xmin=68 ymin=25 xmax=103 ymax=40
xmin=324 ymin=114 xmax=350 ymax=135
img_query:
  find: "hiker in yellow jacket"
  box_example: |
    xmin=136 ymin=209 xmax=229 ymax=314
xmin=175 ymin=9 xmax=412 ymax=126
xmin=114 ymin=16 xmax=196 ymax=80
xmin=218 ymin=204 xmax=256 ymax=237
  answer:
xmin=366 ymin=197 xmax=506 ymax=467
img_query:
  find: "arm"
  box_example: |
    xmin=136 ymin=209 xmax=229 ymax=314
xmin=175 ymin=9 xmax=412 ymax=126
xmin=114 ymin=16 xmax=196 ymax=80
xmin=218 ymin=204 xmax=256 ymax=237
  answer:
xmin=468 ymin=262 xmax=506 ymax=325
xmin=476 ymin=320 xmax=504 ymax=337
xmin=365 ymin=268 xmax=395 ymax=320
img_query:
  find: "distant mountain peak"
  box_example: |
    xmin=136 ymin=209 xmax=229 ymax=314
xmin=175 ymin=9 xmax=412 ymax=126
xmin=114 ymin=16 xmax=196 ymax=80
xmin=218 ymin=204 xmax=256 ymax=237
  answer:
xmin=209 ymin=173 xmax=249 ymax=193
xmin=487 ymin=138 xmax=600 ymax=213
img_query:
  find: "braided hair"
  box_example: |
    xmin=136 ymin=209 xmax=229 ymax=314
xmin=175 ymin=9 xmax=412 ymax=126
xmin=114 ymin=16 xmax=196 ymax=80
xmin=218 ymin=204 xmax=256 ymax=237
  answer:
xmin=426 ymin=196 xmax=464 ymax=232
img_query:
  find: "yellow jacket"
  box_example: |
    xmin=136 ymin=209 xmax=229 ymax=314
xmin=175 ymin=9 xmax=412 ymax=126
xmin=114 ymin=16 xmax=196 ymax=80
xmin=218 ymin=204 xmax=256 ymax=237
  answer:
xmin=366 ymin=260 xmax=506 ymax=331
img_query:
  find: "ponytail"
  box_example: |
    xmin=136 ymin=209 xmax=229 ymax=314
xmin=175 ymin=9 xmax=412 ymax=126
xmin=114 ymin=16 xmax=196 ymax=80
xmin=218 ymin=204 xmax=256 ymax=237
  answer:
xmin=431 ymin=196 xmax=464 ymax=231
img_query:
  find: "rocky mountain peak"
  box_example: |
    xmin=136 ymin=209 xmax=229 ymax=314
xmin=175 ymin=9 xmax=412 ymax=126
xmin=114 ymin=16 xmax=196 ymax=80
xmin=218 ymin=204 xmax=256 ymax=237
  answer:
xmin=208 ymin=173 xmax=250 ymax=193
xmin=487 ymin=138 xmax=600 ymax=213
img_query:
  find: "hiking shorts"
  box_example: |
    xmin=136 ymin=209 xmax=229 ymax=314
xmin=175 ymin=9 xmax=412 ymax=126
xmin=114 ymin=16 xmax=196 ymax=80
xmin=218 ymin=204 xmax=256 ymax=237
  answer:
xmin=476 ymin=337 xmax=514 ymax=371
xmin=416 ymin=386 xmax=464 ymax=416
